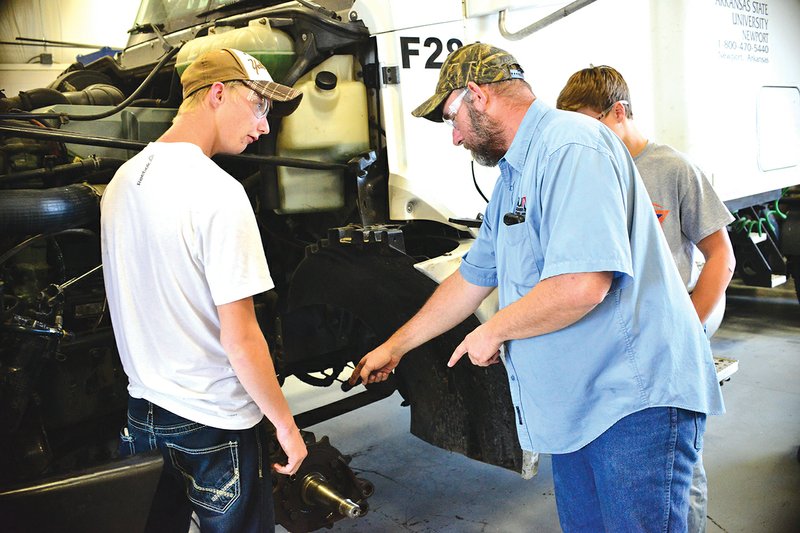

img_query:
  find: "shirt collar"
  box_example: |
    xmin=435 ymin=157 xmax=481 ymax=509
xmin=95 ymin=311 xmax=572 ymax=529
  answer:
xmin=500 ymin=99 xmax=551 ymax=178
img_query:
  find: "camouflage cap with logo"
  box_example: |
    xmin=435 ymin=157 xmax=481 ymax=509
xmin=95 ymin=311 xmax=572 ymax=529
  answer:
xmin=180 ymin=48 xmax=303 ymax=116
xmin=411 ymin=42 xmax=524 ymax=122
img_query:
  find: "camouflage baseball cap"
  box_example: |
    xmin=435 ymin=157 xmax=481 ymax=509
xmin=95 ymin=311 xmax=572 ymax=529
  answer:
xmin=181 ymin=48 xmax=302 ymax=116
xmin=411 ymin=42 xmax=524 ymax=122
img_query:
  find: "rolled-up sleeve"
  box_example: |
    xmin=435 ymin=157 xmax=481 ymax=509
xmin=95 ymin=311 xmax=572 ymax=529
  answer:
xmin=460 ymin=199 xmax=499 ymax=288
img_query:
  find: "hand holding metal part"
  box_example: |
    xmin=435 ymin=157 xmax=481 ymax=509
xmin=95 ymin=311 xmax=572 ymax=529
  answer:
xmin=347 ymin=344 xmax=400 ymax=387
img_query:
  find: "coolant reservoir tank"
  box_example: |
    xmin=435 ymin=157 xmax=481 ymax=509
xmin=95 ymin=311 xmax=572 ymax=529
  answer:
xmin=175 ymin=19 xmax=295 ymax=82
xmin=276 ymin=55 xmax=369 ymax=213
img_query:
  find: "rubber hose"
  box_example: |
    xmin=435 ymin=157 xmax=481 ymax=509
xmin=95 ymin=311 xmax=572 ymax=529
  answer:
xmin=0 ymin=157 xmax=124 ymax=186
xmin=0 ymin=88 xmax=69 ymax=112
xmin=62 ymin=84 xmax=125 ymax=106
xmin=0 ymin=84 xmax=125 ymax=112
xmin=0 ymin=183 xmax=101 ymax=236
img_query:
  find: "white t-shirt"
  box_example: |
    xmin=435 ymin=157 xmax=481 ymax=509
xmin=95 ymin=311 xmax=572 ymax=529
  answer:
xmin=101 ymin=142 xmax=273 ymax=429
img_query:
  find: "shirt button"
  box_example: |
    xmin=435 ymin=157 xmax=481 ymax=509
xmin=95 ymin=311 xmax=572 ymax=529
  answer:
xmin=510 ymin=375 xmax=516 ymax=381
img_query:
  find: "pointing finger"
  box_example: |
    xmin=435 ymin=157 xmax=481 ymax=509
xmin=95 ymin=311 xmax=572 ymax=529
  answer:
xmin=448 ymin=344 xmax=467 ymax=368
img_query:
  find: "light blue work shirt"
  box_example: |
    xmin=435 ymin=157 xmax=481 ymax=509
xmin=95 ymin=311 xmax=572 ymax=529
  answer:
xmin=460 ymin=100 xmax=725 ymax=454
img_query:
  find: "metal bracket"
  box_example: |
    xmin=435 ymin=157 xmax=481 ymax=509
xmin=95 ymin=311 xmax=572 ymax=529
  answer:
xmin=381 ymin=65 xmax=400 ymax=85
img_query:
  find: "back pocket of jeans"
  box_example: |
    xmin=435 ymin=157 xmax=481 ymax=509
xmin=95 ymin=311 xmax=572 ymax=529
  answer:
xmin=166 ymin=441 xmax=240 ymax=514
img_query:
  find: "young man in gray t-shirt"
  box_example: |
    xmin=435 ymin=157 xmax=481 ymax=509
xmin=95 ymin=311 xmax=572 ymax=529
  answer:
xmin=557 ymin=65 xmax=736 ymax=533
xmin=557 ymin=66 xmax=735 ymax=329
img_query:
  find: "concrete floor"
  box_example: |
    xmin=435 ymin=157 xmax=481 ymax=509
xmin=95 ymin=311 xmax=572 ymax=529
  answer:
xmin=279 ymin=278 xmax=800 ymax=533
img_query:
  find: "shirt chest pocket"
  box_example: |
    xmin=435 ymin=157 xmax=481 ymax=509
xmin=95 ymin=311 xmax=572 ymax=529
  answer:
xmin=498 ymin=223 xmax=541 ymax=288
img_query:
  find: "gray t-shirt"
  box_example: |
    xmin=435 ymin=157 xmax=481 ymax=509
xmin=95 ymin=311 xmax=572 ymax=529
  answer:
xmin=634 ymin=141 xmax=734 ymax=289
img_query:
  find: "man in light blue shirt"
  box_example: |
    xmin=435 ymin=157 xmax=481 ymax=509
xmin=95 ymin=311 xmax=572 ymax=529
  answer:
xmin=349 ymin=43 xmax=724 ymax=532
xmin=557 ymin=65 xmax=736 ymax=533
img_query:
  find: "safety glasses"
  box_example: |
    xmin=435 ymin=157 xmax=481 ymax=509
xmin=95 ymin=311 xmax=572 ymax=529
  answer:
xmin=239 ymin=86 xmax=270 ymax=120
xmin=443 ymin=87 xmax=469 ymax=128
xmin=597 ymin=100 xmax=629 ymax=120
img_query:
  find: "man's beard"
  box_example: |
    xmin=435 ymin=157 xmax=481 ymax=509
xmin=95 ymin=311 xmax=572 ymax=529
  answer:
xmin=464 ymin=105 xmax=507 ymax=167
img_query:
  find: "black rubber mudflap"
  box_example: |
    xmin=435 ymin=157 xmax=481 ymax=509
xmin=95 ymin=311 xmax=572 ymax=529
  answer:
xmin=288 ymin=245 xmax=522 ymax=472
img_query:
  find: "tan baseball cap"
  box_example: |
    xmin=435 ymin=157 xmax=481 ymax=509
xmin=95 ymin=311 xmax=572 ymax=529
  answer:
xmin=412 ymin=42 xmax=524 ymax=122
xmin=181 ymin=48 xmax=303 ymax=116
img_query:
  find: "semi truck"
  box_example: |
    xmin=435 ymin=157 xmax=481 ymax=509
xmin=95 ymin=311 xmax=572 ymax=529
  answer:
xmin=1 ymin=0 xmax=798 ymax=530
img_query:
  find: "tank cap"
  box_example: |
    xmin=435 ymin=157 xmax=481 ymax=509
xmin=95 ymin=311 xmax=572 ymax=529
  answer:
xmin=315 ymin=71 xmax=338 ymax=91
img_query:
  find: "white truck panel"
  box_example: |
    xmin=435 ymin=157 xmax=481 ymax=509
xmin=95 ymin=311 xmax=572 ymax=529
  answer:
xmin=367 ymin=0 xmax=799 ymax=223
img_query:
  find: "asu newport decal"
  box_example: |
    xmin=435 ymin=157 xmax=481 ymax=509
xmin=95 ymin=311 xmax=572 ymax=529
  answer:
xmin=400 ymin=37 xmax=463 ymax=69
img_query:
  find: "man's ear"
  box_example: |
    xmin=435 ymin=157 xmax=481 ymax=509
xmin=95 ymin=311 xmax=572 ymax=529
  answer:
xmin=613 ymin=101 xmax=627 ymax=122
xmin=466 ymin=81 xmax=488 ymax=112
xmin=207 ymin=82 xmax=226 ymax=109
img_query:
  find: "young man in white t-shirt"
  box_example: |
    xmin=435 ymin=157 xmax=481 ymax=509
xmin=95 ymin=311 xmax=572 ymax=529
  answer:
xmin=101 ymin=48 xmax=306 ymax=532
xmin=557 ymin=65 xmax=736 ymax=533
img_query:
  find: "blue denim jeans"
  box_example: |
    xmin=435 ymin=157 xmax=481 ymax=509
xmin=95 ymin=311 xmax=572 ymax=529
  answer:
xmin=552 ymin=407 xmax=705 ymax=532
xmin=120 ymin=397 xmax=274 ymax=533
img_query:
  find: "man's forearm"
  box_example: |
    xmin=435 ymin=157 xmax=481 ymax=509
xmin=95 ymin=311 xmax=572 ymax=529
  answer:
xmin=218 ymin=297 xmax=306 ymax=474
xmin=486 ymin=271 xmax=613 ymax=342
xmin=218 ymin=298 xmax=298 ymax=432
xmin=446 ymin=271 xmax=613 ymax=367
xmin=691 ymin=257 xmax=734 ymax=324
xmin=227 ymin=337 xmax=297 ymax=431
xmin=693 ymin=229 xmax=736 ymax=324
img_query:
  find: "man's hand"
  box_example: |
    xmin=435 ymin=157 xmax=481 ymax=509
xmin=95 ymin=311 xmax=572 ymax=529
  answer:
xmin=348 ymin=345 xmax=401 ymax=386
xmin=272 ymin=424 xmax=307 ymax=476
xmin=448 ymin=324 xmax=502 ymax=368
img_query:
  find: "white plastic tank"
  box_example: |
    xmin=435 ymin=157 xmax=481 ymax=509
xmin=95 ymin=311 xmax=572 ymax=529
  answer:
xmin=174 ymin=19 xmax=295 ymax=82
xmin=276 ymin=55 xmax=370 ymax=213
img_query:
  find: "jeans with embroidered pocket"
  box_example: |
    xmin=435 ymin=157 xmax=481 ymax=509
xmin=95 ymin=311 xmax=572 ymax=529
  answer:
xmin=121 ymin=396 xmax=273 ymax=533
